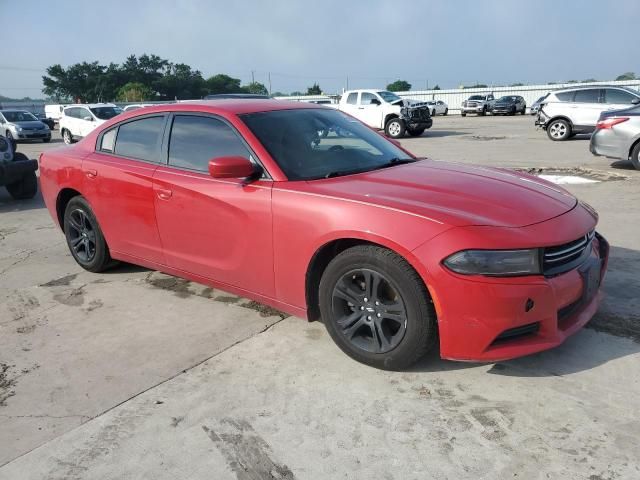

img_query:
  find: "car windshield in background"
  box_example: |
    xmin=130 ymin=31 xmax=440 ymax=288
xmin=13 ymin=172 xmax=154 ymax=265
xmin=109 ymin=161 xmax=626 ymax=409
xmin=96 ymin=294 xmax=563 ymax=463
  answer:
xmin=3 ymin=111 xmax=38 ymax=122
xmin=90 ymin=107 xmax=123 ymax=120
xmin=468 ymin=95 xmax=484 ymax=100
xmin=240 ymin=108 xmax=414 ymax=181
xmin=377 ymin=91 xmax=402 ymax=103
xmin=498 ymin=96 xmax=517 ymax=103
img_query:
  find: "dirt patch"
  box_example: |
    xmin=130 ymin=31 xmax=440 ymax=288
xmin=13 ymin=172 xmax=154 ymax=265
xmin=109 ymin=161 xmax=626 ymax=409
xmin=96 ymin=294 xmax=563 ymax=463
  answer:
xmin=0 ymin=227 xmax=18 ymax=241
xmin=240 ymin=301 xmax=289 ymax=319
xmin=516 ymin=167 xmax=628 ymax=182
xmin=0 ymin=364 xmax=17 ymax=407
xmin=215 ymin=295 xmax=240 ymax=304
xmin=53 ymin=286 xmax=86 ymax=307
xmin=146 ymin=275 xmax=193 ymax=299
xmin=84 ymin=299 xmax=103 ymax=313
xmin=40 ymin=273 xmax=78 ymax=287
xmin=587 ymin=312 xmax=640 ymax=343
xmin=16 ymin=324 xmax=37 ymax=334
xmin=464 ymin=135 xmax=507 ymax=141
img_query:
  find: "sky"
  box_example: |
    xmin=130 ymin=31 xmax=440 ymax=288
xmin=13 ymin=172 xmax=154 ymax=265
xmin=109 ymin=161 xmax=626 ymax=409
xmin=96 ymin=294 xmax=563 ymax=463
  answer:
xmin=1 ymin=0 xmax=638 ymax=98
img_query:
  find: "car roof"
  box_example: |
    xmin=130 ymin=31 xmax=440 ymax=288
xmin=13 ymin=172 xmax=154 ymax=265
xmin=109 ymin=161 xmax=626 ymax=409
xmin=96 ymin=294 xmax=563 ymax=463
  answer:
xmin=130 ymin=99 xmax=326 ymax=116
xmin=63 ymin=103 xmax=117 ymax=109
xmin=553 ymin=85 xmax=638 ymax=93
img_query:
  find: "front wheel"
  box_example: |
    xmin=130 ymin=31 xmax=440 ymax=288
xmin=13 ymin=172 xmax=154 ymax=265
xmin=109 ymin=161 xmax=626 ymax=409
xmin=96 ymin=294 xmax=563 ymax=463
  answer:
xmin=62 ymin=129 xmax=73 ymax=145
xmin=319 ymin=245 xmax=437 ymax=370
xmin=630 ymin=142 xmax=640 ymax=170
xmin=479 ymin=107 xmax=487 ymax=116
xmin=63 ymin=196 xmax=117 ymax=272
xmin=443 ymin=108 xmax=448 ymax=116
xmin=461 ymin=112 xmax=466 ymax=117
xmin=384 ymin=118 xmax=406 ymax=139
xmin=547 ymin=119 xmax=571 ymax=141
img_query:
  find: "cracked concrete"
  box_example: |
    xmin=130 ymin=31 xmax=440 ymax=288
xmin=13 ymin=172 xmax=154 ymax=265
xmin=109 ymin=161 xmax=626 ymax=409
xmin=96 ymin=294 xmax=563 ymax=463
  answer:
xmin=1 ymin=122 xmax=639 ymax=478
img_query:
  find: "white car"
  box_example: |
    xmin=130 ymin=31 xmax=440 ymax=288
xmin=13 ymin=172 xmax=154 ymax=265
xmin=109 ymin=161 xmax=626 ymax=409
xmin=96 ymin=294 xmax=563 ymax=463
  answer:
xmin=535 ymin=86 xmax=640 ymax=141
xmin=59 ymin=103 xmax=123 ymax=144
xmin=44 ymin=104 xmax=69 ymax=122
xmin=425 ymin=100 xmax=448 ymax=116
xmin=122 ymin=104 xmax=156 ymax=112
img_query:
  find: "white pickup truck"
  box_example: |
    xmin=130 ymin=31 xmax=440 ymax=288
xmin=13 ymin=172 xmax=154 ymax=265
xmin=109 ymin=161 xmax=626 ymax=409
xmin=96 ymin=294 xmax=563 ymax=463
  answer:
xmin=335 ymin=89 xmax=433 ymax=138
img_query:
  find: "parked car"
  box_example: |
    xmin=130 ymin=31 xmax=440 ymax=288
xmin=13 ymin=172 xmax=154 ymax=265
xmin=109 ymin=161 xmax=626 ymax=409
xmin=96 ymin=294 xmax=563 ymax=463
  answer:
xmin=590 ymin=104 xmax=640 ymax=170
xmin=492 ymin=96 xmax=527 ymax=115
xmin=0 ymin=134 xmax=38 ymax=199
xmin=204 ymin=93 xmax=271 ymax=100
xmin=44 ymin=104 xmax=69 ymax=122
xmin=122 ymin=104 xmax=156 ymax=113
xmin=39 ymin=100 xmax=608 ymax=369
xmin=0 ymin=110 xmax=51 ymax=143
xmin=461 ymin=94 xmax=495 ymax=116
xmin=36 ymin=113 xmax=55 ymax=130
xmin=530 ymin=95 xmax=547 ymax=115
xmin=425 ymin=100 xmax=448 ymax=116
xmin=336 ymin=89 xmax=432 ymax=138
xmin=535 ymin=86 xmax=640 ymax=141
xmin=59 ymin=103 xmax=123 ymax=144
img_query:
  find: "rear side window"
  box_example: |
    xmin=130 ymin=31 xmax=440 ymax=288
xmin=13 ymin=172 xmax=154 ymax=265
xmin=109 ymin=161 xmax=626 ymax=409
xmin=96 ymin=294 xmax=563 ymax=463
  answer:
xmin=168 ymin=115 xmax=250 ymax=172
xmin=555 ymin=91 xmax=574 ymax=102
xmin=573 ymin=89 xmax=600 ymax=103
xmin=100 ymin=128 xmax=117 ymax=152
xmin=604 ymin=89 xmax=638 ymax=104
xmin=346 ymin=93 xmax=358 ymax=105
xmin=114 ymin=116 xmax=165 ymax=162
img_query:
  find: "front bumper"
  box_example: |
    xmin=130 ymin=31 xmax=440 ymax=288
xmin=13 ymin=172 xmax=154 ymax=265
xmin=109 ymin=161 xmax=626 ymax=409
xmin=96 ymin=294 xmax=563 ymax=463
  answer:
xmin=412 ymin=206 xmax=608 ymax=362
xmin=16 ymin=130 xmax=51 ymax=140
xmin=0 ymin=158 xmax=38 ymax=185
xmin=534 ymin=112 xmax=548 ymax=128
xmin=461 ymin=105 xmax=487 ymax=113
xmin=492 ymin=106 xmax=516 ymax=115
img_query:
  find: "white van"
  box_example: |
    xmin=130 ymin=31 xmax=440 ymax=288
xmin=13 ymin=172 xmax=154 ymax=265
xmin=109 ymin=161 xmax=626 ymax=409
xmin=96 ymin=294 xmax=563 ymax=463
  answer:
xmin=44 ymin=104 xmax=69 ymax=122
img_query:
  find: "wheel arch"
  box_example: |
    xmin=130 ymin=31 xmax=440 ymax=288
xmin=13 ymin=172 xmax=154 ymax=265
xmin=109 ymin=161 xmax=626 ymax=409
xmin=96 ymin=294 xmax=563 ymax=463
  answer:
xmin=56 ymin=187 xmax=83 ymax=231
xmin=628 ymin=136 xmax=640 ymax=160
xmin=546 ymin=115 xmax=574 ymax=129
xmin=304 ymin=236 xmax=433 ymax=322
xmin=383 ymin=113 xmax=400 ymax=126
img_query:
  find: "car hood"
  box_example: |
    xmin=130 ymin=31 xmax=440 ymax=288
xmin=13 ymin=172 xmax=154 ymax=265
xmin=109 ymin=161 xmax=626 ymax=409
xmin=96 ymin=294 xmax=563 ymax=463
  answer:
xmin=494 ymin=101 xmax=515 ymax=106
xmin=303 ymin=160 xmax=577 ymax=228
xmin=11 ymin=120 xmax=46 ymax=129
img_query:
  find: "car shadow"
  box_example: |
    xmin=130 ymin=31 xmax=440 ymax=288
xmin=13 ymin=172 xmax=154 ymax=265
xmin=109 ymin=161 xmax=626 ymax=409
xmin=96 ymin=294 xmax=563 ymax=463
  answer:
xmin=609 ymin=159 xmax=638 ymax=171
xmin=406 ymin=130 xmax=467 ymax=139
xmin=0 ymin=188 xmax=45 ymax=213
xmin=409 ymin=245 xmax=640 ymax=376
xmin=567 ymin=133 xmax=592 ymax=141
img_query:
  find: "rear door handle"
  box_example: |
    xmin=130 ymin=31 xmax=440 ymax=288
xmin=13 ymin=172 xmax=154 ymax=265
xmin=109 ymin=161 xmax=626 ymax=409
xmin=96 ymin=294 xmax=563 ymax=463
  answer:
xmin=85 ymin=169 xmax=97 ymax=178
xmin=157 ymin=188 xmax=172 ymax=200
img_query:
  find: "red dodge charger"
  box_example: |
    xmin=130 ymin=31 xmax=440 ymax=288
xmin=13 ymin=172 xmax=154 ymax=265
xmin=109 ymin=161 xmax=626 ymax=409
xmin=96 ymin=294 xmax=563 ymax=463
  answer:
xmin=39 ymin=100 xmax=609 ymax=369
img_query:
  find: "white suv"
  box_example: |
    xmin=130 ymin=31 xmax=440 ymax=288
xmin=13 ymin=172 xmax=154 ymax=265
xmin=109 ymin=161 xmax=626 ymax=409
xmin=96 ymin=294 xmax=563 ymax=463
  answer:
xmin=535 ymin=86 xmax=640 ymax=141
xmin=59 ymin=103 xmax=122 ymax=144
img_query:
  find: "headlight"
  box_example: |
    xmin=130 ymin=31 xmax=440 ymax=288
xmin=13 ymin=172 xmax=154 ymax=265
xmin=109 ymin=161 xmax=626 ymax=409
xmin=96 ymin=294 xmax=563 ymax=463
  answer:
xmin=16 ymin=126 xmax=23 ymax=132
xmin=443 ymin=249 xmax=541 ymax=276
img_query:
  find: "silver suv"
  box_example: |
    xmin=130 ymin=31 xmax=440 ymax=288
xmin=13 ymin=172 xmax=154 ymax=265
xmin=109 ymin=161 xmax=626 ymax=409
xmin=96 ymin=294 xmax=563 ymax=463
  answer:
xmin=535 ymin=86 xmax=640 ymax=141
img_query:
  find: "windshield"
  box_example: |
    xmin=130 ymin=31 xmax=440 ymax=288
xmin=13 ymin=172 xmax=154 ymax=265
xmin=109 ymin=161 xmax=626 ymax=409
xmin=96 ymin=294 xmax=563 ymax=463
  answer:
xmin=240 ymin=108 xmax=413 ymax=181
xmin=2 ymin=111 xmax=38 ymax=122
xmin=468 ymin=95 xmax=484 ymax=101
xmin=377 ymin=91 xmax=402 ymax=103
xmin=497 ymin=96 xmax=517 ymax=103
xmin=90 ymin=106 xmax=122 ymax=120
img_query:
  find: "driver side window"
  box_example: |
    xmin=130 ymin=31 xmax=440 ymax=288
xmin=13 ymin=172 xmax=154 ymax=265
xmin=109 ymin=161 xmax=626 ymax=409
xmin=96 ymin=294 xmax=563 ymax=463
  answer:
xmin=360 ymin=92 xmax=377 ymax=105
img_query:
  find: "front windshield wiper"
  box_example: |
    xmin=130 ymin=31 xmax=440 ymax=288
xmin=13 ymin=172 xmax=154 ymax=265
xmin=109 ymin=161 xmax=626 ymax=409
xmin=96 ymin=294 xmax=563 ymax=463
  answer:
xmin=321 ymin=158 xmax=416 ymax=179
xmin=323 ymin=167 xmax=372 ymax=179
xmin=374 ymin=158 xmax=416 ymax=170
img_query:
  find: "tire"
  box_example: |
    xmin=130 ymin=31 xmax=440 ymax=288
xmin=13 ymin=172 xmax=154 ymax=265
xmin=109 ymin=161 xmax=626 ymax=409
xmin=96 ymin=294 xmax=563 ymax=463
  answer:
xmin=5 ymin=152 xmax=38 ymax=200
xmin=43 ymin=137 xmax=51 ymax=143
xmin=62 ymin=128 xmax=73 ymax=145
xmin=443 ymin=108 xmax=448 ymax=116
xmin=431 ymin=109 xmax=436 ymax=116
xmin=384 ymin=118 xmax=406 ymax=139
xmin=407 ymin=128 xmax=425 ymax=137
xmin=479 ymin=107 xmax=487 ymax=116
xmin=631 ymin=142 xmax=640 ymax=170
xmin=63 ymin=196 xmax=117 ymax=272
xmin=547 ymin=119 xmax=572 ymax=141
xmin=521 ymin=106 xmax=526 ymax=115
xmin=461 ymin=112 xmax=466 ymax=117
xmin=318 ymin=245 xmax=437 ymax=370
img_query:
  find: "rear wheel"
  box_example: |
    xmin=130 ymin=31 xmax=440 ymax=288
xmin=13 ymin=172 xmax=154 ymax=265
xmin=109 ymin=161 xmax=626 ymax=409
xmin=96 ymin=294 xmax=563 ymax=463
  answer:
xmin=631 ymin=142 xmax=640 ymax=170
xmin=461 ymin=112 xmax=466 ymax=117
xmin=62 ymin=129 xmax=73 ymax=145
xmin=43 ymin=137 xmax=51 ymax=143
xmin=443 ymin=108 xmax=448 ymax=116
xmin=319 ymin=245 xmax=437 ymax=370
xmin=547 ymin=119 xmax=571 ymax=141
xmin=63 ymin=196 xmax=117 ymax=272
xmin=384 ymin=118 xmax=406 ymax=139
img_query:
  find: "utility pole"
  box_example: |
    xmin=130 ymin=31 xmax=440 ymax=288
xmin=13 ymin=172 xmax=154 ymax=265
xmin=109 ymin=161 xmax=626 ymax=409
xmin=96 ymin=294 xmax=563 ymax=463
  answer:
xmin=346 ymin=76 xmax=349 ymax=91
xmin=251 ymin=70 xmax=255 ymax=84
xmin=268 ymin=72 xmax=272 ymax=95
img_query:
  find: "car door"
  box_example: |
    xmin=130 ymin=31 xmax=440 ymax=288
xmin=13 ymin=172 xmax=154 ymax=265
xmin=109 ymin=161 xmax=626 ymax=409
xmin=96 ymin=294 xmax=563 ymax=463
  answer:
xmin=571 ymin=89 xmax=602 ymax=127
xmin=81 ymin=114 xmax=167 ymax=264
xmin=357 ymin=92 xmax=384 ymax=128
xmin=603 ymin=88 xmax=639 ymax=112
xmin=62 ymin=107 xmax=79 ymax=135
xmin=340 ymin=92 xmax=359 ymax=118
xmin=152 ymin=113 xmax=275 ymax=297
xmin=76 ymin=107 xmax=95 ymax=137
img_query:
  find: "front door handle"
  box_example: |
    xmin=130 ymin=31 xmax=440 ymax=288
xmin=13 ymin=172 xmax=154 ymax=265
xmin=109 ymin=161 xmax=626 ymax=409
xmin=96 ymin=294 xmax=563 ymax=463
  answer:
xmin=85 ymin=169 xmax=97 ymax=179
xmin=157 ymin=188 xmax=172 ymax=200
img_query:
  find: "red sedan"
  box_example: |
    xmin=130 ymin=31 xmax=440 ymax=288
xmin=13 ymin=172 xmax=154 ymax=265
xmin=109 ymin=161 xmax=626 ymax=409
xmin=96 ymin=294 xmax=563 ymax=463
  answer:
xmin=39 ymin=100 xmax=609 ymax=369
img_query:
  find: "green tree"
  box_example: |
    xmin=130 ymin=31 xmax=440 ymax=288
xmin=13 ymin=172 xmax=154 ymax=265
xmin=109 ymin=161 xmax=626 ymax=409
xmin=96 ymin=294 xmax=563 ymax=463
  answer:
xmin=306 ymin=83 xmax=322 ymax=95
xmin=510 ymin=82 xmax=524 ymax=87
xmin=271 ymin=91 xmax=288 ymax=97
xmin=206 ymin=74 xmax=243 ymax=94
xmin=116 ymin=82 xmax=153 ymax=102
xmin=386 ymin=80 xmax=411 ymax=92
xmin=615 ymin=72 xmax=635 ymax=81
xmin=582 ymin=78 xmax=598 ymax=83
xmin=432 ymin=85 xmax=441 ymax=90
xmin=290 ymin=91 xmax=304 ymax=96
xmin=463 ymin=84 xmax=488 ymax=89
xmin=42 ymin=61 xmax=108 ymax=102
xmin=155 ymin=63 xmax=206 ymax=99
xmin=243 ymin=81 xmax=269 ymax=95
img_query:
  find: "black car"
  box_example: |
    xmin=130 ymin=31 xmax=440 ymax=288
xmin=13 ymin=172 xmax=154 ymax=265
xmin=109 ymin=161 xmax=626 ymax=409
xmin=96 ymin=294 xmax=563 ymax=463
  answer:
xmin=492 ymin=96 xmax=526 ymax=115
xmin=204 ymin=93 xmax=271 ymax=100
xmin=36 ymin=113 xmax=55 ymax=130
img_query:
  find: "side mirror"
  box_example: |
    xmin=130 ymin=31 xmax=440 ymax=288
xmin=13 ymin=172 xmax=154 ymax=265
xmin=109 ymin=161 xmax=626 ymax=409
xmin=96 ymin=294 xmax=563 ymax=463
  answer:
xmin=208 ymin=156 xmax=256 ymax=179
xmin=631 ymin=98 xmax=640 ymax=105
xmin=370 ymin=98 xmax=381 ymax=105
xmin=83 ymin=116 xmax=93 ymax=121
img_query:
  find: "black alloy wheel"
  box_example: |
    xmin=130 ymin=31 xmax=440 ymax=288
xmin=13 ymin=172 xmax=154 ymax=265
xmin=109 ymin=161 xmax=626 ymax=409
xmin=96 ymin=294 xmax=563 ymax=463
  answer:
xmin=66 ymin=208 xmax=97 ymax=263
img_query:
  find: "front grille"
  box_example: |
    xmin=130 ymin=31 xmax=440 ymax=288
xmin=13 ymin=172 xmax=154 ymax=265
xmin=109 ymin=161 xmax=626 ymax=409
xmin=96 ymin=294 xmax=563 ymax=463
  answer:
xmin=491 ymin=322 xmax=540 ymax=344
xmin=543 ymin=230 xmax=594 ymax=276
xmin=402 ymin=106 xmax=430 ymax=121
